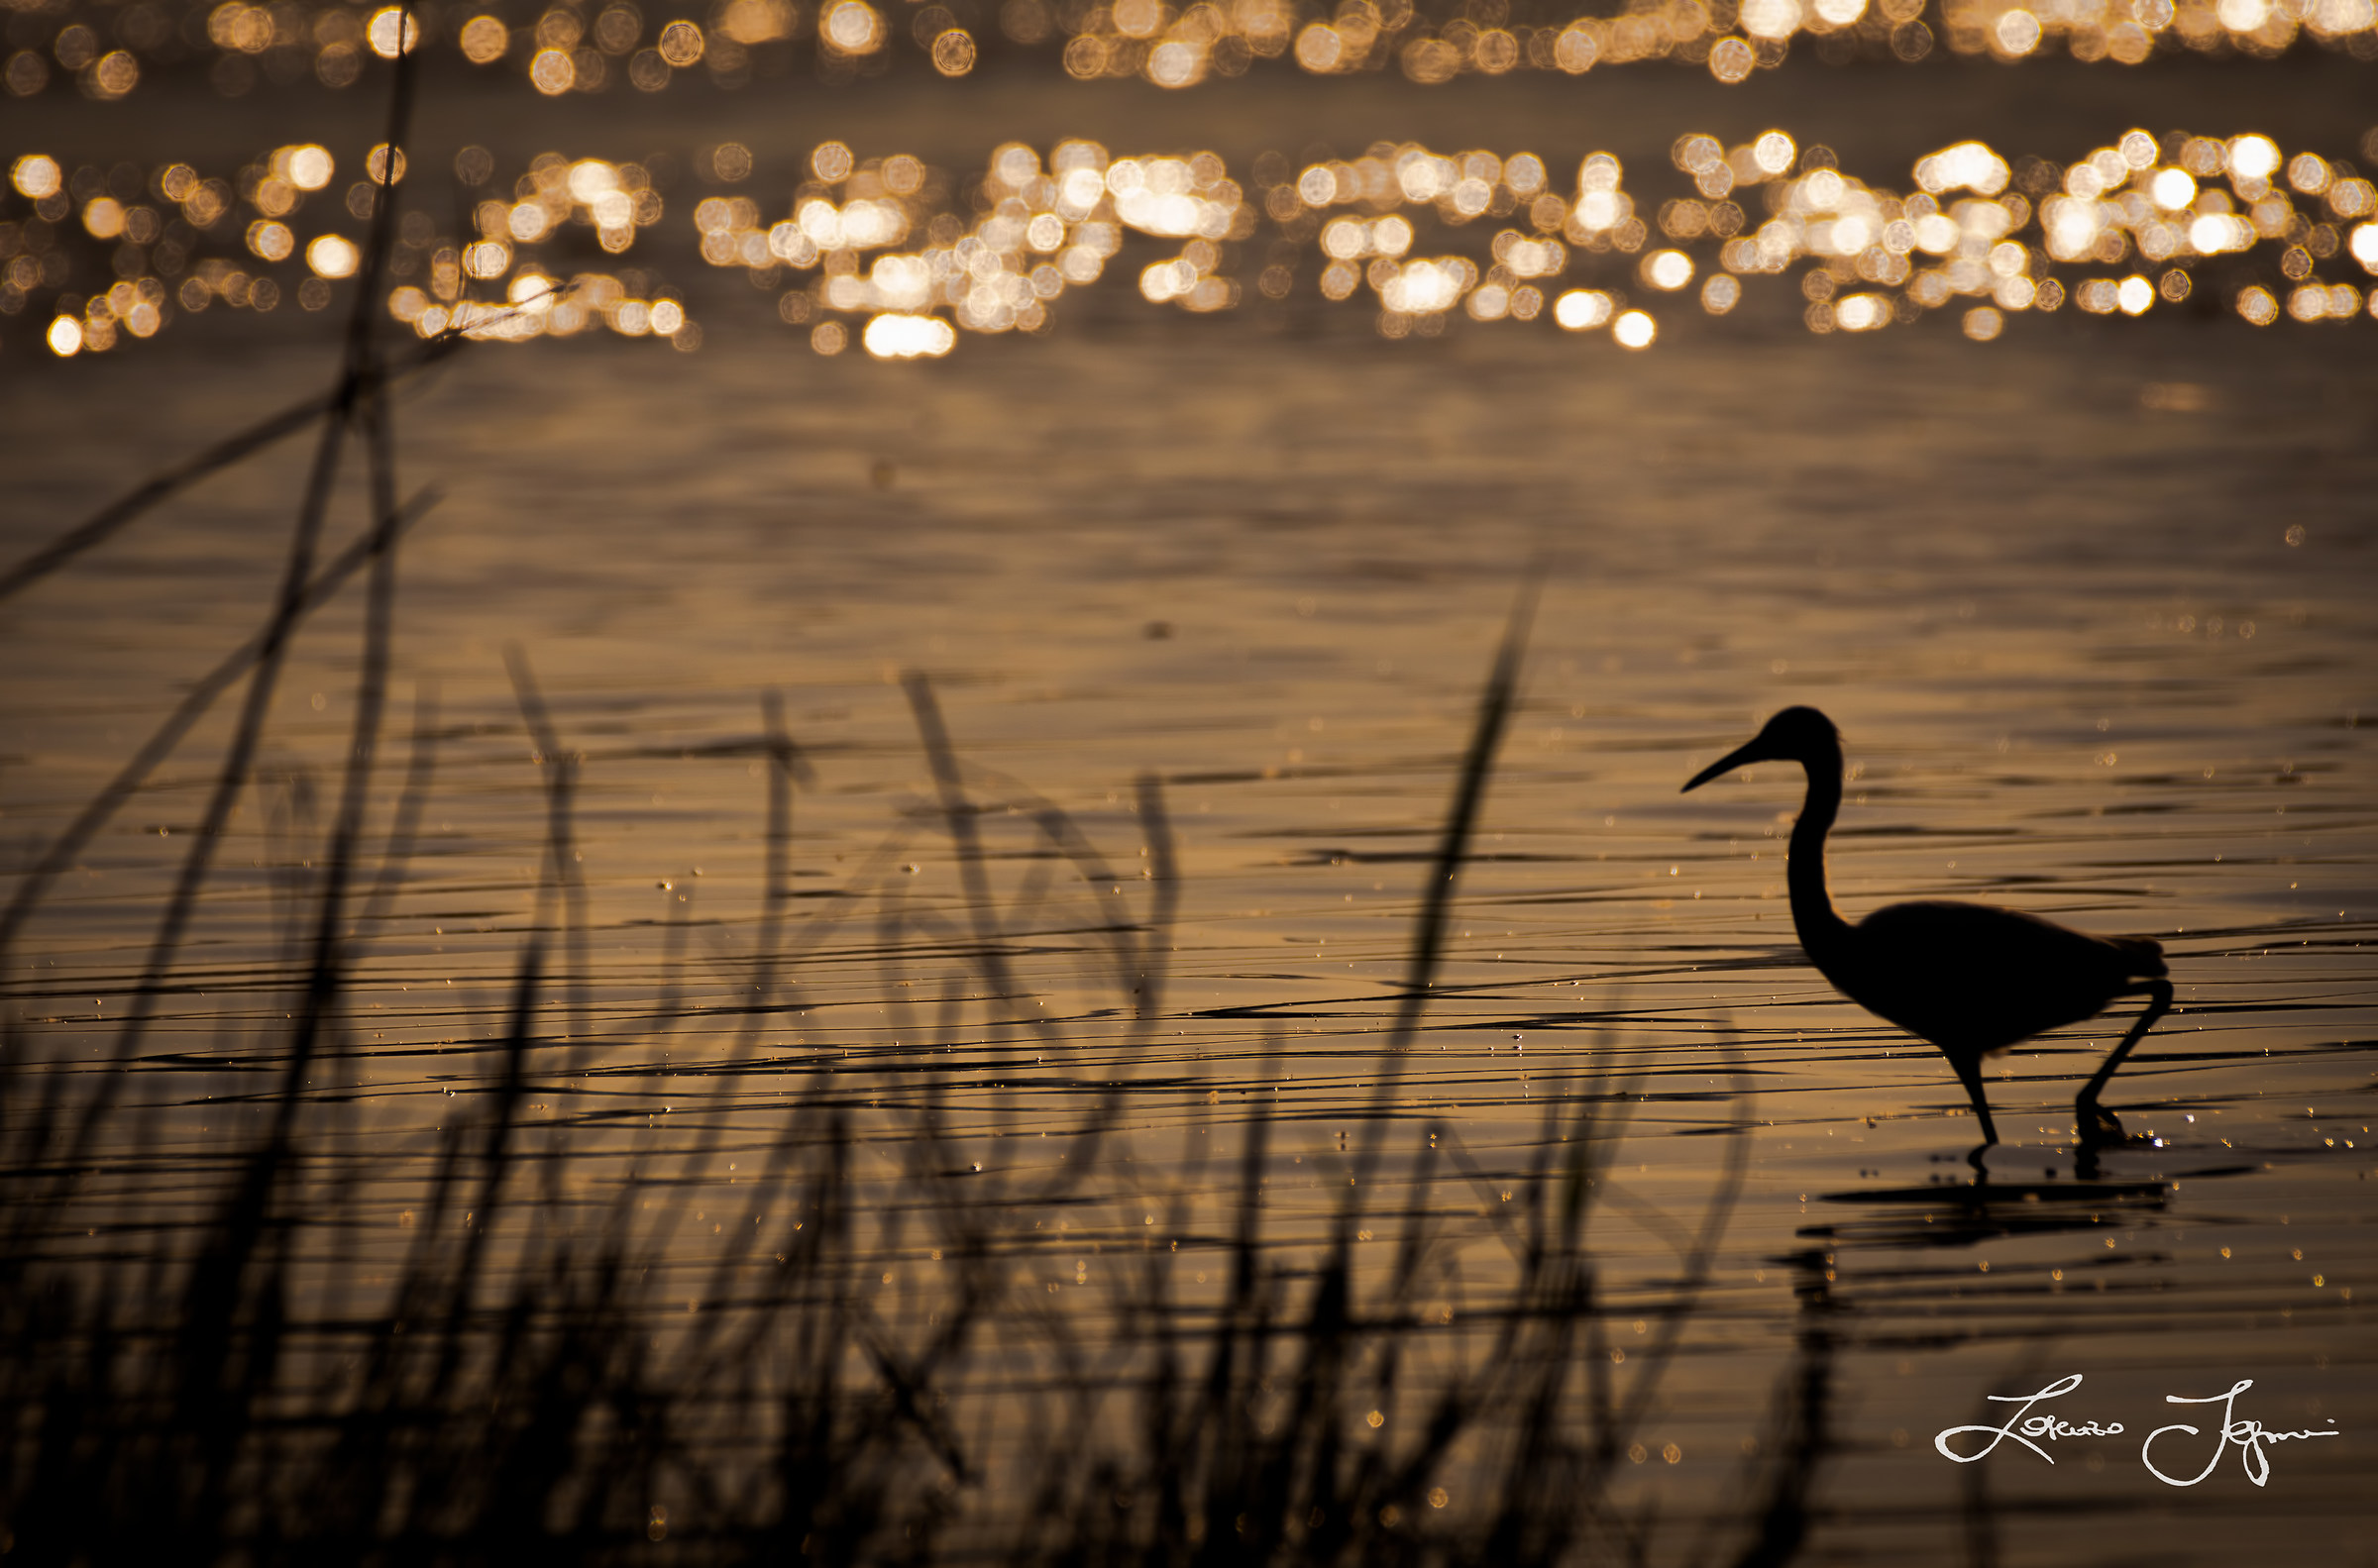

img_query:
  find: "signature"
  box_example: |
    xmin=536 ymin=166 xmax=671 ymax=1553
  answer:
xmin=2141 ymin=1379 xmax=2342 ymax=1488
xmin=1934 ymin=1373 xmax=2122 ymax=1465
xmin=1935 ymin=1374 xmax=2339 ymax=1487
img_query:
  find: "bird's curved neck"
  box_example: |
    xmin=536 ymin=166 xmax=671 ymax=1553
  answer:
xmin=1786 ymin=743 xmax=1852 ymax=958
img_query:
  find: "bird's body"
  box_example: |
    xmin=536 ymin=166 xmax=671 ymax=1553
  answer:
xmin=1825 ymin=900 xmax=2163 ymax=1058
xmin=1683 ymin=706 xmax=2171 ymax=1148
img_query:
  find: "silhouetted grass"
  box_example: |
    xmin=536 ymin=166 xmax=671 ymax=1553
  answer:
xmin=0 ymin=608 xmax=1801 ymax=1564
xmin=0 ymin=33 xmax=1796 ymax=1558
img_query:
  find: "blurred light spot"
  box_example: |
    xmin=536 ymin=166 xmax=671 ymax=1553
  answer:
xmin=931 ymin=28 xmax=976 ymax=72
xmin=864 ymin=312 xmax=957 ymax=357
xmin=530 ymin=47 xmax=576 ymax=90
xmin=1993 ymin=8 xmax=2040 ymax=52
xmin=1962 ymin=304 xmax=2002 ymax=339
xmin=82 ymin=197 xmax=126 ymax=239
xmin=1295 ymin=23 xmax=1346 ymax=69
xmin=717 ymin=0 xmax=794 ymax=42
xmin=368 ymin=6 xmax=420 ymax=54
xmin=461 ymin=15 xmax=510 ymax=60
xmin=2227 ymin=136 xmax=2280 ymax=181
xmin=2287 ymin=153 xmax=2331 ymax=196
xmin=1644 ymin=249 xmax=1693 ymax=288
xmin=247 ymin=220 xmax=294 ymax=261
xmin=1613 ymin=308 xmax=1656 ymax=348
xmin=1381 ymin=257 xmax=1470 ymax=313
xmin=821 ymin=0 xmax=883 ymax=51
xmin=1554 ymin=289 xmax=1612 ymax=329
xmin=1708 ymin=37 xmax=1755 ymax=80
xmin=2117 ymin=274 xmax=2154 ymax=314
xmin=307 ymin=234 xmax=360 ymax=276
xmin=48 ymin=315 xmax=82 ymax=356
xmin=1139 ymin=257 xmax=1201 ymax=302
xmin=1148 ymin=39 xmax=1205 ymax=86
xmin=2191 ymin=213 xmax=2249 ymax=253
xmin=11 ymin=154 xmax=60 ymax=198
xmin=568 ymin=158 xmax=618 ymax=202
xmin=1915 ymin=141 xmax=2009 ymax=196
xmin=1836 ymin=292 xmax=1888 ymax=330
xmin=286 ymin=145 xmax=334 ymax=190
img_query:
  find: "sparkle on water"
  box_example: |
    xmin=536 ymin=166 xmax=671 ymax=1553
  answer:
xmin=2 ymin=0 xmax=2376 ymax=101
xmin=7 ymin=125 xmax=2378 ymax=361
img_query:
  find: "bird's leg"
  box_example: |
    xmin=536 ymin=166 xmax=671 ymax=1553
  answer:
xmin=2075 ymin=979 xmax=2172 ymax=1144
xmin=1949 ymin=1054 xmax=1998 ymax=1154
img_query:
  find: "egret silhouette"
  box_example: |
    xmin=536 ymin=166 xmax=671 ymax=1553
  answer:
xmin=1681 ymin=707 xmax=2171 ymax=1151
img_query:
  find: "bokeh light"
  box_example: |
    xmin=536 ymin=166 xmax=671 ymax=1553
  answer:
xmin=306 ymin=234 xmax=360 ymax=277
xmin=0 ymin=0 xmax=2358 ymax=118
xmin=12 ymin=155 xmax=61 ymax=199
xmin=366 ymin=5 xmax=419 ymax=55
xmin=4 ymin=125 xmax=2374 ymax=362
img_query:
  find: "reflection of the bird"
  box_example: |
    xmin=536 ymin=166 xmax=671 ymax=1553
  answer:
xmin=1801 ymin=1134 xmax=2263 ymax=1250
xmin=1799 ymin=1173 xmax=2173 ymax=1250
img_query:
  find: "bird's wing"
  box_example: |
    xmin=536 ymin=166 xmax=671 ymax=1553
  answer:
xmin=1850 ymin=901 xmax=2151 ymax=1051
xmin=1860 ymin=899 xmax=2101 ymax=962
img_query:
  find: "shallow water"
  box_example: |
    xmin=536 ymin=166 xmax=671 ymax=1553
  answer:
xmin=6 ymin=73 xmax=2378 ymax=1561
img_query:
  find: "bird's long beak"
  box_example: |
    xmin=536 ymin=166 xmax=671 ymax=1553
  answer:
xmin=1680 ymin=737 xmax=1770 ymax=793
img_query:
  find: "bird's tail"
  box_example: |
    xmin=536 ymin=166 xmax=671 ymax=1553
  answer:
xmin=2109 ymin=934 xmax=2167 ymax=979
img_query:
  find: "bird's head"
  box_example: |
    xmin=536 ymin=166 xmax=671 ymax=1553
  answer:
xmin=1680 ymin=705 xmax=1840 ymax=793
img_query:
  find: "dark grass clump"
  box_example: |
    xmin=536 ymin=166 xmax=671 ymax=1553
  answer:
xmin=0 ymin=31 xmax=1805 ymax=1553
xmin=0 ymin=610 xmax=1799 ymax=1565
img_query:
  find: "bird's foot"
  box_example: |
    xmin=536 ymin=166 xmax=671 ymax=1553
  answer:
xmin=2076 ymin=1101 xmax=2160 ymax=1152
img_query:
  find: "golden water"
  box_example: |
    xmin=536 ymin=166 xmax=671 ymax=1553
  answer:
xmin=3 ymin=36 xmax=2376 ymax=1562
